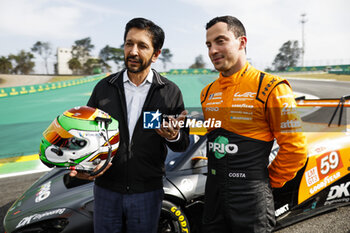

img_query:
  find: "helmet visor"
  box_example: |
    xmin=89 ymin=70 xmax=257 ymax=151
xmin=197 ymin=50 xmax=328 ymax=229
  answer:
xmin=43 ymin=118 xmax=87 ymax=149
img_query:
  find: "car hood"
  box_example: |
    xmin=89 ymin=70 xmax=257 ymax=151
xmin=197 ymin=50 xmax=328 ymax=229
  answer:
xmin=4 ymin=168 xmax=93 ymax=230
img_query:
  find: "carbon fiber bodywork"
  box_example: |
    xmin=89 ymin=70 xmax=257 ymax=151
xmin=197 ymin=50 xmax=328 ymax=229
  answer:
xmin=3 ymin=132 xmax=350 ymax=233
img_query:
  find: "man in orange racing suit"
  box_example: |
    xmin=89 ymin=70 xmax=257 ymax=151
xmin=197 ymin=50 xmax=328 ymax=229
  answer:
xmin=201 ymin=16 xmax=307 ymax=233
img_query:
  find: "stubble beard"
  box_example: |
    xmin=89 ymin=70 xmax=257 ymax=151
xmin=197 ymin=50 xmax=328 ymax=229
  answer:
xmin=125 ymin=55 xmax=154 ymax=73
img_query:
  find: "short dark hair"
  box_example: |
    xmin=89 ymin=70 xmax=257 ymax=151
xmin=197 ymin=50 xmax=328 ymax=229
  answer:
xmin=206 ymin=16 xmax=246 ymax=38
xmin=124 ymin=17 xmax=165 ymax=53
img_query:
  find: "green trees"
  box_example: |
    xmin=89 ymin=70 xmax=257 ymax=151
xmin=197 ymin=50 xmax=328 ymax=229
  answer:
xmin=68 ymin=38 xmax=124 ymax=75
xmin=2 ymin=37 xmax=178 ymax=75
xmin=272 ymin=40 xmax=301 ymax=71
xmin=0 ymin=51 xmax=35 ymax=75
xmin=9 ymin=50 xmax=35 ymax=74
xmin=99 ymin=45 xmax=124 ymax=71
xmin=68 ymin=58 xmax=82 ymax=75
xmin=71 ymin=37 xmax=95 ymax=61
xmin=83 ymin=58 xmax=103 ymax=74
xmin=31 ymin=41 xmax=52 ymax=74
xmin=159 ymin=48 xmax=173 ymax=71
xmin=68 ymin=37 xmax=95 ymax=74
xmin=189 ymin=55 xmax=205 ymax=69
xmin=0 ymin=56 xmax=13 ymax=74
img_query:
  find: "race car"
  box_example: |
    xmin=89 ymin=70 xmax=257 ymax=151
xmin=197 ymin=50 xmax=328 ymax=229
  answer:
xmin=3 ymin=95 xmax=350 ymax=233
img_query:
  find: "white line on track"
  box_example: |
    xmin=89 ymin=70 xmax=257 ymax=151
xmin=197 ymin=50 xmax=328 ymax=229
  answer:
xmin=0 ymin=168 xmax=51 ymax=179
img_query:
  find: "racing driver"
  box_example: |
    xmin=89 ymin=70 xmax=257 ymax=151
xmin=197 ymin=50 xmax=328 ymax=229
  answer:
xmin=200 ymin=16 xmax=307 ymax=232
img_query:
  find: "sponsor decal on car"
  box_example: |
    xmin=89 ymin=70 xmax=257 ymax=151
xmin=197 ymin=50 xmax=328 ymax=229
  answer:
xmin=180 ymin=178 xmax=194 ymax=192
xmin=35 ymin=181 xmax=51 ymax=203
xmin=170 ymin=206 xmax=189 ymax=233
xmin=275 ymin=204 xmax=289 ymax=217
xmin=305 ymin=167 xmax=320 ymax=187
xmin=16 ymin=208 xmax=66 ymax=228
xmin=316 ymin=151 xmax=343 ymax=180
xmin=324 ymin=181 xmax=350 ymax=205
xmin=309 ymin=171 xmax=341 ymax=194
xmin=298 ymin=149 xmax=347 ymax=204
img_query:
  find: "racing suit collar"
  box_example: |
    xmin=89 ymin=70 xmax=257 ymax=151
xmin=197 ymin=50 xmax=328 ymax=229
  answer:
xmin=218 ymin=62 xmax=251 ymax=87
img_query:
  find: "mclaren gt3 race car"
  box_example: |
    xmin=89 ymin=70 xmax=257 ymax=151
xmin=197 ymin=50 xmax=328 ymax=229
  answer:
xmin=3 ymin=96 xmax=350 ymax=233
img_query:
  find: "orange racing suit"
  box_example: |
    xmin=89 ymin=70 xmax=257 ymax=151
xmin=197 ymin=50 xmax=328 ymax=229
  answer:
xmin=200 ymin=62 xmax=307 ymax=232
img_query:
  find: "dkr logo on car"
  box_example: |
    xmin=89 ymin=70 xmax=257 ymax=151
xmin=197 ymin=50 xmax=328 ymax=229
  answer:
xmin=208 ymin=136 xmax=238 ymax=159
xmin=326 ymin=181 xmax=350 ymax=201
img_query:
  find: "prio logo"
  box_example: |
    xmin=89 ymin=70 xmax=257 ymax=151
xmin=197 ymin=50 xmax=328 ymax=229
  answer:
xmin=143 ymin=110 xmax=162 ymax=129
xmin=208 ymin=136 xmax=238 ymax=159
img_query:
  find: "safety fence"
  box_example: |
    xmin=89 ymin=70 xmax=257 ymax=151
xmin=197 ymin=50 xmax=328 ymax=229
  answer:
xmin=0 ymin=73 xmax=108 ymax=98
xmin=286 ymin=64 xmax=350 ymax=73
xmin=167 ymin=68 xmax=217 ymax=75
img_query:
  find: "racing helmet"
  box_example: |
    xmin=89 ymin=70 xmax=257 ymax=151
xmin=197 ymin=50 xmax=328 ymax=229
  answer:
xmin=39 ymin=106 xmax=119 ymax=173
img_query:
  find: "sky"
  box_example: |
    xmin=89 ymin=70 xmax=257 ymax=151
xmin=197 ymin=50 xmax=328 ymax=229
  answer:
xmin=0 ymin=0 xmax=349 ymax=73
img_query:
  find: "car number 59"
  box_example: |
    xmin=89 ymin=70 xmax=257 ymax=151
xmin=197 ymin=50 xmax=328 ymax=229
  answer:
xmin=320 ymin=151 xmax=339 ymax=175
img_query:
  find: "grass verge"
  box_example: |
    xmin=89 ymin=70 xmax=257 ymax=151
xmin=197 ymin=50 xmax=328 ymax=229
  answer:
xmin=48 ymin=75 xmax=85 ymax=83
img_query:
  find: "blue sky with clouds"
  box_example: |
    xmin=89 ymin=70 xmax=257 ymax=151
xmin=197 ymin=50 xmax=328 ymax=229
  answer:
xmin=0 ymin=0 xmax=349 ymax=73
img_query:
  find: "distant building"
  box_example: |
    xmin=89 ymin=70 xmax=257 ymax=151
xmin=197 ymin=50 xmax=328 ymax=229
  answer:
xmin=57 ymin=48 xmax=73 ymax=75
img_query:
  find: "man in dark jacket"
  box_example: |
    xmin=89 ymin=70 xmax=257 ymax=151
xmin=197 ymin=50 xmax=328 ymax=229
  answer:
xmin=70 ymin=17 xmax=189 ymax=233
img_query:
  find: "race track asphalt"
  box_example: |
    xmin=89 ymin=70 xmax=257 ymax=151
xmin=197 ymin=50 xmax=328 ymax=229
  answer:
xmin=1 ymin=172 xmax=350 ymax=232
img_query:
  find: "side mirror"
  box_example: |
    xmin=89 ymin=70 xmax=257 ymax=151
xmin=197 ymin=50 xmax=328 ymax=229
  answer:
xmin=191 ymin=156 xmax=208 ymax=168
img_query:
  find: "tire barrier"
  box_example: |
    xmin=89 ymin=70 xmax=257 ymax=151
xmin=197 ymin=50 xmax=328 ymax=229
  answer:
xmin=0 ymin=74 xmax=108 ymax=98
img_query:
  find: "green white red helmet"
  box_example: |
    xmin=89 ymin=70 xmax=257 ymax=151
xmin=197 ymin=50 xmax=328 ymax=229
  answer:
xmin=39 ymin=106 xmax=119 ymax=173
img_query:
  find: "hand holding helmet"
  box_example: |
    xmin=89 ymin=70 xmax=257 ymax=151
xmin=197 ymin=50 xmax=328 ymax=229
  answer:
xmin=39 ymin=106 xmax=119 ymax=177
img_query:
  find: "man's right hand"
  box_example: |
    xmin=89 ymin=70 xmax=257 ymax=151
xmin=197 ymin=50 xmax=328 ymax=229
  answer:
xmin=69 ymin=162 xmax=112 ymax=181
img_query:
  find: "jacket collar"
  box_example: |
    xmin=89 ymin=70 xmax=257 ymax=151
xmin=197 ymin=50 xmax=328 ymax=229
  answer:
xmin=108 ymin=68 xmax=165 ymax=87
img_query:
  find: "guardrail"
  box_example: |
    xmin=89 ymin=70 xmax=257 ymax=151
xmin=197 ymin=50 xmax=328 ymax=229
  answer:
xmin=167 ymin=68 xmax=217 ymax=75
xmin=286 ymin=64 xmax=350 ymax=72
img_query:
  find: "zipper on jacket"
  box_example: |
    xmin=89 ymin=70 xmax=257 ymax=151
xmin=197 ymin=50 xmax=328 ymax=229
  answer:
xmin=114 ymin=69 xmax=164 ymax=193
xmin=114 ymin=76 xmax=132 ymax=193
